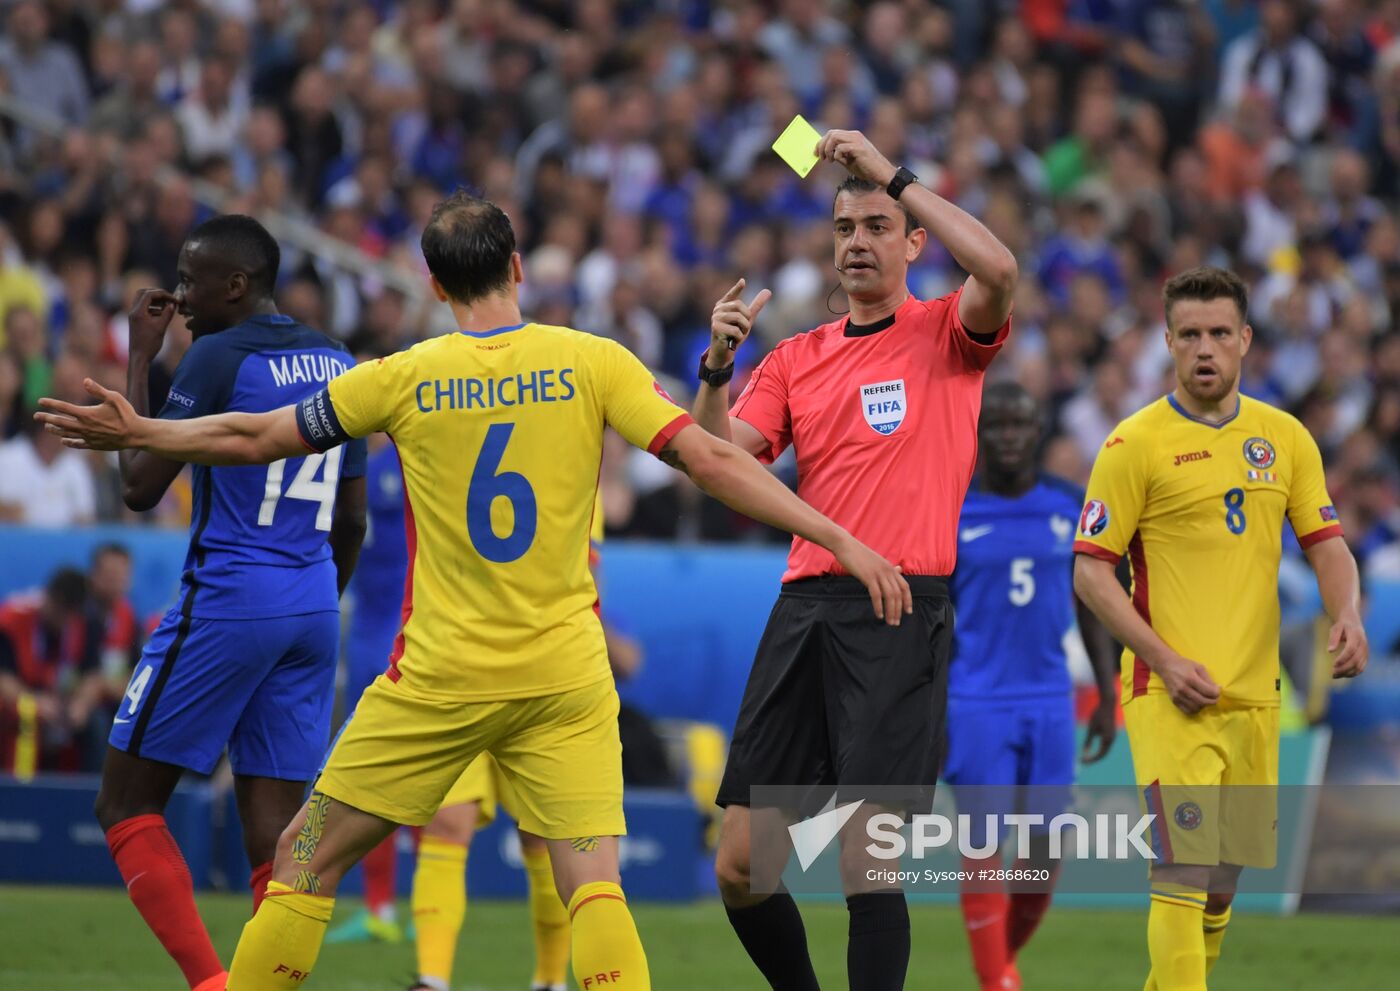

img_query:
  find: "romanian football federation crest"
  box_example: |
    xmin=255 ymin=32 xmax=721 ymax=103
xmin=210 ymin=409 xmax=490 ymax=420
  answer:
xmin=859 ymin=379 xmax=907 ymax=435
xmin=1079 ymin=499 xmax=1109 ymax=537
xmin=1174 ymin=801 xmax=1203 ymax=831
xmin=1243 ymin=437 xmax=1276 ymax=469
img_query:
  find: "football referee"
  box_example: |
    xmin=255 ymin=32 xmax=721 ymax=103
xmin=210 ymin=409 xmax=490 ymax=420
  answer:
xmin=692 ymin=129 xmax=1018 ymax=991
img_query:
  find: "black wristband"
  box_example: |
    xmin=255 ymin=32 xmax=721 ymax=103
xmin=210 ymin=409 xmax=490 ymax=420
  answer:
xmin=697 ymin=352 xmax=735 ymax=388
xmin=886 ymin=166 xmax=918 ymax=201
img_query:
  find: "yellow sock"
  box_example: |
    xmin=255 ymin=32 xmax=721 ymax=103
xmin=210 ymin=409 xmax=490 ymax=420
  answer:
xmin=412 ymin=835 xmax=469 ymax=987
xmin=523 ymin=845 xmax=570 ymax=987
xmin=1145 ymin=900 xmax=1227 ymax=990
xmin=228 ymin=880 xmax=334 ymax=990
xmin=1203 ymin=906 xmax=1230 ymax=976
xmin=568 ymin=880 xmax=649 ymax=990
xmin=1147 ymin=891 xmax=1208 ymax=991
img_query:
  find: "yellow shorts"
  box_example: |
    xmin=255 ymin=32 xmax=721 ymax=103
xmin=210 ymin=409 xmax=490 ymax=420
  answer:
xmin=319 ymin=674 xmax=625 ymax=838
xmin=1124 ymin=693 xmax=1279 ymax=869
xmin=440 ymin=753 xmax=527 ymax=830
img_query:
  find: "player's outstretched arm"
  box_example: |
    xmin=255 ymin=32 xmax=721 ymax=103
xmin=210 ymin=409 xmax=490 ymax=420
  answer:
xmin=1303 ymin=536 xmax=1368 ymax=678
xmin=37 ymin=378 xmax=309 ymax=466
xmin=661 ymin=423 xmax=912 ymax=625
xmin=815 ymin=128 xmax=1017 ymax=334
xmin=1073 ymin=554 xmax=1221 ymax=715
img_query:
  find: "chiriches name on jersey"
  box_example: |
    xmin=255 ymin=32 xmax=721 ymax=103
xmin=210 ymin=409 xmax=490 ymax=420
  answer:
xmin=269 ymin=353 xmax=351 ymax=388
xmin=860 ymin=378 xmax=907 ymax=435
xmin=415 ymin=368 xmax=577 ymax=413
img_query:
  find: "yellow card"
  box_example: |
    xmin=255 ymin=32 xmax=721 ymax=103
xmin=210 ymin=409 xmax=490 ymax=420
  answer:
xmin=772 ymin=115 xmax=822 ymax=178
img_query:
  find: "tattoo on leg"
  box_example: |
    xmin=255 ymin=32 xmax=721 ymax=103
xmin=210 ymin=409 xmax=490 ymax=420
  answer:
xmin=570 ymin=836 xmax=599 ymax=853
xmin=292 ymin=792 xmax=330 ymax=865
xmin=293 ymin=870 xmax=322 ymax=894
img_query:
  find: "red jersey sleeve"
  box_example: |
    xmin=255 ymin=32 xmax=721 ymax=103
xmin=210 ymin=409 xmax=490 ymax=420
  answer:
xmin=730 ymin=344 xmax=793 ymax=465
xmin=926 ymin=287 xmax=1011 ymax=372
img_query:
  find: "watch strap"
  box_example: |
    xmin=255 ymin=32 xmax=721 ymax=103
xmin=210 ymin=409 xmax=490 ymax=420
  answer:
xmin=697 ymin=352 xmax=735 ymax=387
xmin=886 ymin=165 xmax=918 ymax=201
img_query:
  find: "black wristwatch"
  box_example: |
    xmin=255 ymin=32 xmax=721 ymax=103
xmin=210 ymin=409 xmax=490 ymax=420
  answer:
xmin=697 ymin=352 xmax=735 ymax=388
xmin=886 ymin=165 xmax=918 ymax=201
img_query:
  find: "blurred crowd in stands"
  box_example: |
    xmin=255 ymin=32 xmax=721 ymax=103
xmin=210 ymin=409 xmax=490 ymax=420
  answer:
xmin=0 ymin=542 xmax=138 ymax=773
xmin=2 ymin=0 xmax=1400 ymax=572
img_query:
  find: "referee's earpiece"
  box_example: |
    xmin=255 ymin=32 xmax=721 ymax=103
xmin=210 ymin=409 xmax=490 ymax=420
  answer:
xmin=826 ymin=281 xmax=849 ymax=316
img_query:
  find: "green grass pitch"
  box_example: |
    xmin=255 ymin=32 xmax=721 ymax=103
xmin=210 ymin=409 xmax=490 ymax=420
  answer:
xmin=0 ymin=885 xmax=1384 ymax=989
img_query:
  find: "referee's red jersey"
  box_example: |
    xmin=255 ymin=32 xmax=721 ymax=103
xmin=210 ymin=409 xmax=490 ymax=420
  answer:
xmin=732 ymin=288 xmax=1009 ymax=581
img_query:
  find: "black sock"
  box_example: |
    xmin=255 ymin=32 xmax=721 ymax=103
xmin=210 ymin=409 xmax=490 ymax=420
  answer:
xmin=847 ymin=891 xmax=910 ymax=991
xmin=724 ymin=890 xmax=822 ymax=990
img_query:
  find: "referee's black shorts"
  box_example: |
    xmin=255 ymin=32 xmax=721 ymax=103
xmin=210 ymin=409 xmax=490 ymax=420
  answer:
xmin=716 ymin=575 xmax=951 ymax=810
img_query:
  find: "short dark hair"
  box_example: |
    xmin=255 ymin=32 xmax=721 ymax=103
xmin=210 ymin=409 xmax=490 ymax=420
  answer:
xmin=420 ymin=191 xmax=516 ymax=304
xmin=92 ymin=542 xmax=130 ymax=565
xmin=186 ymin=214 xmax=281 ymax=296
xmin=45 ymin=567 xmax=89 ymax=611
xmin=982 ymin=380 xmax=1035 ymax=410
xmin=834 ymin=175 xmax=917 ymax=234
xmin=1162 ymin=266 xmax=1249 ymax=328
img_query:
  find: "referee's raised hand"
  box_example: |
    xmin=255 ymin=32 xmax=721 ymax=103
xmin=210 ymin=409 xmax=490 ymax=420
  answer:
xmin=707 ymin=278 xmax=771 ymax=368
xmin=815 ymin=128 xmax=897 ymax=187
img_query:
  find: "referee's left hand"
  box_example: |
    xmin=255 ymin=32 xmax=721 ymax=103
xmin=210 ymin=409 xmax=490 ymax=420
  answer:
xmin=831 ymin=534 xmax=912 ymax=626
xmin=815 ymin=129 xmax=897 ymax=187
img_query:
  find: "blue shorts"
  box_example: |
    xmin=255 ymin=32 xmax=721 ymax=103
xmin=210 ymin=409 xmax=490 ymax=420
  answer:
xmin=110 ymin=608 xmax=339 ymax=779
xmin=343 ymin=611 xmax=399 ymax=715
xmin=942 ymin=695 xmax=1076 ymax=847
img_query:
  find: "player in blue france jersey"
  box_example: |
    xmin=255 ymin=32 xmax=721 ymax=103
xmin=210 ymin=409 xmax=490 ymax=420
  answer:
xmin=944 ymin=381 xmax=1120 ymax=991
xmin=94 ymin=215 xmax=367 ymax=991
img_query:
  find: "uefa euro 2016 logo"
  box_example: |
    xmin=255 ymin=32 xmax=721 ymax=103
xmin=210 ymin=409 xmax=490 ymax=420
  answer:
xmin=1243 ymin=437 xmax=1276 ymax=469
xmin=1079 ymin=499 xmax=1109 ymax=537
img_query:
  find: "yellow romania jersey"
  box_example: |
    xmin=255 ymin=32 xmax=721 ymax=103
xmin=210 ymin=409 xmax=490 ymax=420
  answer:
xmin=316 ymin=322 xmax=690 ymax=701
xmin=1073 ymin=394 xmax=1342 ymax=708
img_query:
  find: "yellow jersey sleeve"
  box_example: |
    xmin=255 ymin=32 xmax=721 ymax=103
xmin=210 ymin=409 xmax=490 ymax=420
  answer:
xmin=1074 ymin=427 xmax=1150 ymax=563
xmin=1286 ymin=417 xmax=1344 ymax=548
xmin=599 ymin=340 xmax=693 ymax=455
xmin=324 ymin=355 xmax=398 ymax=437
